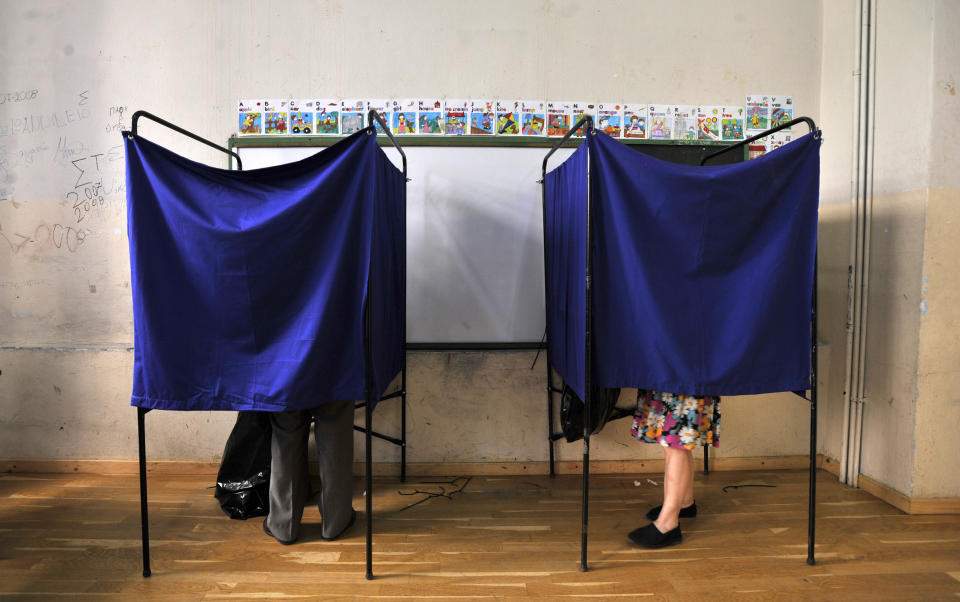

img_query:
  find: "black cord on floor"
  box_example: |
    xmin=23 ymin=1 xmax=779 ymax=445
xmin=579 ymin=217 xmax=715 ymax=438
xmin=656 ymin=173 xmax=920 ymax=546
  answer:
xmin=722 ymin=484 xmax=777 ymax=493
xmin=396 ymin=476 xmax=472 ymax=512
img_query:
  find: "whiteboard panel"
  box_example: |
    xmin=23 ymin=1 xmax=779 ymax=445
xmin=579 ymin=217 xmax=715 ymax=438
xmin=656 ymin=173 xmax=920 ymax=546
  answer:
xmin=237 ymin=144 xmax=574 ymax=343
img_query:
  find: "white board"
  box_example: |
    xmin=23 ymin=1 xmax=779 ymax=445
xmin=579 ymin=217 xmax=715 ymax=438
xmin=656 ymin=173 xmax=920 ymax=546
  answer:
xmin=238 ymin=144 xmax=575 ymax=343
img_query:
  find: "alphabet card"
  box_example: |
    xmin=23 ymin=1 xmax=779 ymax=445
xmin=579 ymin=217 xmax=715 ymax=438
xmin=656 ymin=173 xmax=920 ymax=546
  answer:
xmin=496 ymin=100 xmax=521 ymax=135
xmin=520 ymin=100 xmax=546 ymax=136
xmin=469 ymin=100 xmax=496 ymax=135
xmin=674 ymin=105 xmax=698 ymax=140
xmin=315 ymin=99 xmax=340 ymax=135
xmin=443 ymin=99 xmax=469 ymax=135
xmin=765 ymin=131 xmax=793 ymax=151
xmin=366 ymin=99 xmax=391 ymax=135
xmin=238 ymin=99 xmax=263 ymax=135
xmin=263 ymin=99 xmax=289 ymax=135
xmin=622 ymin=104 xmax=647 ymax=139
xmin=597 ymin=102 xmax=623 ymax=138
xmin=391 ymin=99 xmax=418 ymax=135
xmin=547 ymin=101 xmax=572 ymax=137
xmin=720 ymin=106 xmax=744 ymax=140
xmin=647 ymin=105 xmax=673 ymax=139
xmin=746 ymin=94 xmax=770 ymax=133
xmin=570 ymin=101 xmax=596 ymax=137
xmin=696 ymin=106 xmax=722 ymax=141
xmin=418 ymin=98 xmax=444 ymax=134
xmin=770 ymin=95 xmax=793 ymax=128
xmin=340 ymin=100 xmax=366 ymax=135
xmin=288 ymin=99 xmax=313 ymax=135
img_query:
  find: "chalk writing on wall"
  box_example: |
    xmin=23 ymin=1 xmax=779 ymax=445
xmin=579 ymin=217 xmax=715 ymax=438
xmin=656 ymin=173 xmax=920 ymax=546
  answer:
xmin=0 ymin=221 xmax=87 ymax=255
xmin=0 ymin=90 xmax=40 ymax=105
xmin=0 ymin=91 xmax=91 ymax=138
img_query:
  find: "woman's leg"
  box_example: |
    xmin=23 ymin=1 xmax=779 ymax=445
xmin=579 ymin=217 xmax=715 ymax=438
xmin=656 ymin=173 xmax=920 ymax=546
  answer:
xmin=654 ymin=447 xmax=693 ymax=532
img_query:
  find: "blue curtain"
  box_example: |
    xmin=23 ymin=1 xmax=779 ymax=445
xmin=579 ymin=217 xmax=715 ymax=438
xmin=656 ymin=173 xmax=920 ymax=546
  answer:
xmin=544 ymin=143 xmax=588 ymax=398
xmin=545 ymin=130 xmax=820 ymax=398
xmin=124 ymin=129 xmax=405 ymax=412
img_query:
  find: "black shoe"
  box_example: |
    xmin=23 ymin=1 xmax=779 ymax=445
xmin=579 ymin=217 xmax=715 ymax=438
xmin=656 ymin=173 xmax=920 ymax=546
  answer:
xmin=320 ymin=509 xmax=357 ymax=542
xmin=263 ymin=520 xmax=296 ymax=545
xmin=645 ymin=501 xmax=697 ymax=521
xmin=627 ymin=522 xmax=682 ymax=548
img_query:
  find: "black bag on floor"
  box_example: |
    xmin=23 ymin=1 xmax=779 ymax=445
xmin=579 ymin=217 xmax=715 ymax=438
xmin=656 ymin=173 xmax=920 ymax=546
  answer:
xmin=560 ymin=385 xmax=622 ymax=443
xmin=214 ymin=411 xmax=272 ymax=519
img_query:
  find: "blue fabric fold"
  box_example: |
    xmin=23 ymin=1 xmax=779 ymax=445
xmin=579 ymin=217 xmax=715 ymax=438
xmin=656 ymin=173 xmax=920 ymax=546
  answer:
xmin=544 ymin=143 xmax=588 ymax=399
xmin=545 ymin=131 xmax=820 ymax=398
xmin=124 ymin=129 xmax=404 ymax=411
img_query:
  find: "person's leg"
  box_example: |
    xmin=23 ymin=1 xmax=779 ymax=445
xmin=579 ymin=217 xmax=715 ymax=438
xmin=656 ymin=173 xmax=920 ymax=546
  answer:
xmin=654 ymin=447 xmax=693 ymax=532
xmin=683 ymin=449 xmax=695 ymax=507
xmin=264 ymin=410 xmax=311 ymax=544
xmin=312 ymin=400 xmax=355 ymax=540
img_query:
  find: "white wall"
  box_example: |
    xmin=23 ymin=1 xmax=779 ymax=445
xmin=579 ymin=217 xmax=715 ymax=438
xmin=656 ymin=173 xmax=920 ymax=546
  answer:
xmin=0 ymin=0 xmax=828 ymax=465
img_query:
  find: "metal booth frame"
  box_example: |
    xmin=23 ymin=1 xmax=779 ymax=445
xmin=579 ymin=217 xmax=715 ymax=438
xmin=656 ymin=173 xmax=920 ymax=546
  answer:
xmin=540 ymin=116 xmax=821 ymax=571
xmin=129 ymin=109 xmax=408 ymax=581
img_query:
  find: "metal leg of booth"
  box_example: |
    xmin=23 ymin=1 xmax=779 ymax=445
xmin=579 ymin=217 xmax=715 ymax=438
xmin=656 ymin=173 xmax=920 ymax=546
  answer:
xmin=365 ymin=401 xmax=374 ymax=580
xmin=137 ymin=407 xmax=151 ymax=578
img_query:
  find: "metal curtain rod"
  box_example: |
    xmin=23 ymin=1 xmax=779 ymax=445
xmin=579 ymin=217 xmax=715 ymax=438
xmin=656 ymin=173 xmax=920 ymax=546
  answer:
xmin=542 ymin=115 xmax=594 ymax=176
xmin=129 ymin=110 xmax=244 ymax=170
xmin=367 ymin=109 xmax=408 ymax=178
xmin=700 ymin=116 xmax=819 ymax=165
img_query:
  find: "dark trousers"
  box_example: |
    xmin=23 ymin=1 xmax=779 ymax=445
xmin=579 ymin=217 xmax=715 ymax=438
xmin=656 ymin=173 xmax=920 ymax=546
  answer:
xmin=264 ymin=401 xmax=354 ymax=542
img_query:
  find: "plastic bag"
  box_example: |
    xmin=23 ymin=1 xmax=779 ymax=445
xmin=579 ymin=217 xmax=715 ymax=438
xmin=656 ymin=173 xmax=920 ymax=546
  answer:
xmin=214 ymin=411 xmax=272 ymax=519
xmin=560 ymin=385 xmax=622 ymax=442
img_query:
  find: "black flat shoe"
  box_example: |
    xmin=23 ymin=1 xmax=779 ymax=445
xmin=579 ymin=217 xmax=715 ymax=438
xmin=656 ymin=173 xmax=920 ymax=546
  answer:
xmin=263 ymin=520 xmax=296 ymax=545
xmin=627 ymin=522 xmax=682 ymax=548
xmin=320 ymin=509 xmax=357 ymax=542
xmin=645 ymin=501 xmax=697 ymax=521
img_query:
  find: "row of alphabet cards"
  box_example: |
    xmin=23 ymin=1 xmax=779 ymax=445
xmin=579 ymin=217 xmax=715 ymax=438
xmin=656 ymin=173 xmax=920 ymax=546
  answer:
xmin=237 ymin=96 xmax=794 ymax=141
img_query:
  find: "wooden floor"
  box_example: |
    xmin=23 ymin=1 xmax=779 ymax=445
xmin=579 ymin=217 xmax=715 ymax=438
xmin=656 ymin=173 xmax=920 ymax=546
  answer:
xmin=1 ymin=469 xmax=958 ymax=600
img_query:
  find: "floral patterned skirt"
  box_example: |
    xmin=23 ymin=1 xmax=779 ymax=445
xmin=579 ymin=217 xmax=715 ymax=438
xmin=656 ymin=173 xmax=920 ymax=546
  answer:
xmin=631 ymin=390 xmax=721 ymax=450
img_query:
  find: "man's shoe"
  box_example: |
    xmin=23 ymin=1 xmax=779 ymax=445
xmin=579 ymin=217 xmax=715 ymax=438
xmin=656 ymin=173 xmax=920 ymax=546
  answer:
xmin=263 ymin=520 xmax=296 ymax=545
xmin=320 ymin=509 xmax=357 ymax=542
xmin=645 ymin=501 xmax=697 ymax=521
xmin=627 ymin=522 xmax=682 ymax=548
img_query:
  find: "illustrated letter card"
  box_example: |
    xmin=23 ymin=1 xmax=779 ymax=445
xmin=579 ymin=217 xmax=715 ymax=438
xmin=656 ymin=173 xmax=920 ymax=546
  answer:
xmin=770 ymin=95 xmax=793 ymax=128
xmin=238 ymin=99 xmax=263 ymax=135
xmin=547 ymin=101 xmax=572 ymax=137
xmin=391 ymin=99 xmax=418 ymax=135
xmin=696 ymin=106 xmax=722 ymax=141
xmin=469 ymin=100 xmax=496 ymax=135
xmin=765 ymin=131 xmax=793 ymax=152
xmin=418 ymin=98 xmax=444 ymax=135
xmin=720 ymin=106 xmax=744 ymax=141
xmin=341 ymin=100 xmax=366 ymax=135
xmin=366 ymin=99 xmax=392 ymax=135
xmin=570 ymin=101 xmax=596 ymax=137
xmin=496 ymin=100 xmax=521 ymax=135
xmin=623 ymin=104 xmax=647 ymax=139
xmin=674 ymin=105 xmax=698 ymax=140
xmin=263 ymin=99 xmax=289 ymax=135
xmin=647 ymin=105 xmax=674 ymax=139
xmin=288 ymin=99 xmax=314 ymax=135
xmin=315 ymin=99 xmax=340 ymax=135
xmin=597 ymin=103 xmax=623 ymax=138
xmin=444 ymin=99 xmax=469 ymax=135
xmin=520 ymin=100 xmax=546 ymax=136
xmin=746 ymin=94 xmax=770 ymax=133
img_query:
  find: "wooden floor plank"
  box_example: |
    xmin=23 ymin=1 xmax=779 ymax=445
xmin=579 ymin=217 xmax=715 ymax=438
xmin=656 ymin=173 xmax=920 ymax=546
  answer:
xmin=1 ymin=470 xmax=958 ymax=599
